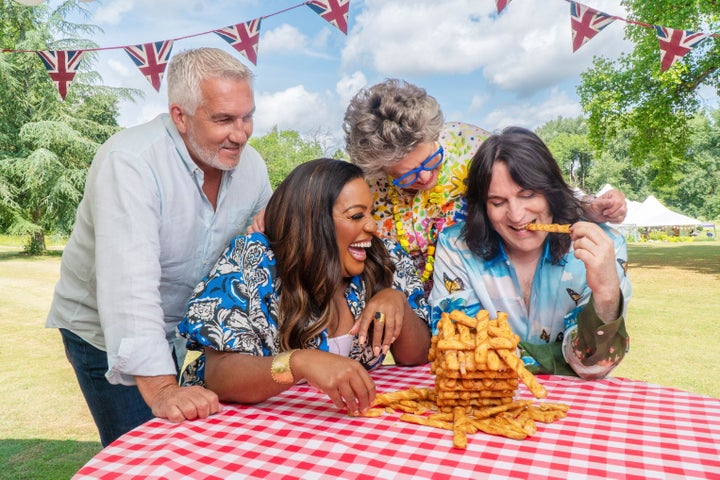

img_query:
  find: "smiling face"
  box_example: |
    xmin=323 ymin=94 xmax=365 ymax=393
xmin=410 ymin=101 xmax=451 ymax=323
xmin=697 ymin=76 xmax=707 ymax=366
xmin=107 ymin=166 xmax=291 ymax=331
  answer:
xmin=385 ymin=141 xmax=442 ymax=192
xmin=172 ymin=76 xmax=255 ymax=172
xmin=486 ymin=161 xmax=553 ymax=259
xmin=333 ymin=177 xmax=378 ymax=277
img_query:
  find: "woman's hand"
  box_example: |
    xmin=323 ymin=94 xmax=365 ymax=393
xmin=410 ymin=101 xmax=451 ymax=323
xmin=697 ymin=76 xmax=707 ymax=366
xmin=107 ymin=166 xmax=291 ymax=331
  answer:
xmin=350 ymin=288 xmax=407 ymax=357
xmin=292 ymin=349 xmax=376 ymax=416
xmin=570 ymin=221 xmax=621 ymax=322
xmin=246 ymin=209 xmax=266 ymax=234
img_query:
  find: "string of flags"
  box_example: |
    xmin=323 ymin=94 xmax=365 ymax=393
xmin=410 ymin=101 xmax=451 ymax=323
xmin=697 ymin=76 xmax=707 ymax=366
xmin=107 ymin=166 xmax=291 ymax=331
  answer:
xmin=498 ymin=0 xmax=717 ymax=72
xmin=2 ymin=0 xmax=716 ymax=100
xmin=1 ymin=0 xmax=349 ymax=100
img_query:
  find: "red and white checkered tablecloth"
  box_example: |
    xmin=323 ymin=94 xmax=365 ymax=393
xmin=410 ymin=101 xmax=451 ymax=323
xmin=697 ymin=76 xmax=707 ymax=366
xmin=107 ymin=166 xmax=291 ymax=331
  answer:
xmin=74 ymin=364 xmax=720 ymax=480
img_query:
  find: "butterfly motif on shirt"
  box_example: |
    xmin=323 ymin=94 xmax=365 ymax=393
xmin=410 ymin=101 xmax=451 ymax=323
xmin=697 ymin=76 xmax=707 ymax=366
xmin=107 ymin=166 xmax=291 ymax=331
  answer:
xmin=541 ymin=329 xmax=550 ymax=343
xmin=566 ymin=288 xmax=581 ymax=305
xmin=617 ymin=258 xmax=628 ymax=276
xmin=443 ymin=273 xmax=464 ymax=294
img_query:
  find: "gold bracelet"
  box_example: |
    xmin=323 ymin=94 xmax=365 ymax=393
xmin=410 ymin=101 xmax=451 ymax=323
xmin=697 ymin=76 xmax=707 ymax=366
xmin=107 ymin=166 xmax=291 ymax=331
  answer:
xmin=271 ymin=349 xmax=298 ymax=385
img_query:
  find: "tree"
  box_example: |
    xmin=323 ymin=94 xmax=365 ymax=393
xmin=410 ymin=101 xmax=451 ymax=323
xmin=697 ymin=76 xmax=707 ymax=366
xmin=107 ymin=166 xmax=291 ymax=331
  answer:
xmin=537 ymin=117 xmax=595 ymax=192
xmin=672 ymin=109 xmax=720 ymax=220
xmin=577 ymin=0 xmax=720 ymax=189
xmin=250 ymin=127 xmax=329 ymax=188
xmin=0 ymin=0 xmax=139 ymax=253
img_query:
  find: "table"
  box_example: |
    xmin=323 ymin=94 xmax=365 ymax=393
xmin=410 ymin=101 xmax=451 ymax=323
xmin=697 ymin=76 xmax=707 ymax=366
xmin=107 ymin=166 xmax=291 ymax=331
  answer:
xmin=74 ymin=365 xmax=720 ymax=479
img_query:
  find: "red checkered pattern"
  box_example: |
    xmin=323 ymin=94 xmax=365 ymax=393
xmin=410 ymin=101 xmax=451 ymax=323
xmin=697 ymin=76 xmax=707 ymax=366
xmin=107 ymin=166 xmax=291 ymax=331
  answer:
xmin=74 ymin=365 xmax=720 ymax=479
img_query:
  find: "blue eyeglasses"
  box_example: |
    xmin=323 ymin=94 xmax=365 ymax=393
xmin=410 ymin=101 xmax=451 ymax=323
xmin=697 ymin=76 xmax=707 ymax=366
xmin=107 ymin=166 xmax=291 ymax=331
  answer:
xmin=391 ymin=144 xmax=445 ymax=188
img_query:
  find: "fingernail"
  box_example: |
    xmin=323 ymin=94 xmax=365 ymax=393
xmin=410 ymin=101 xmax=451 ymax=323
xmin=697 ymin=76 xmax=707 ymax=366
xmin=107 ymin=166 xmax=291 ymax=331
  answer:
xmin=382 ymin=345 xmax=390 ymax=355
xmin=359 ymin=336 xmax=366 ymax=345
xmin=373 ymin=346 xmax=380 ymax=356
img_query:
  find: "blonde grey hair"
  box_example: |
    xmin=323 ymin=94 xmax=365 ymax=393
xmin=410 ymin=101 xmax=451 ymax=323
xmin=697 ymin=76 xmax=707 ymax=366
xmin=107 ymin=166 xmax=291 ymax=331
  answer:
xmin=343 ymin=79 xmax=444 ymax=176
xmin=167 ymin=47 xmax=254 ymax=114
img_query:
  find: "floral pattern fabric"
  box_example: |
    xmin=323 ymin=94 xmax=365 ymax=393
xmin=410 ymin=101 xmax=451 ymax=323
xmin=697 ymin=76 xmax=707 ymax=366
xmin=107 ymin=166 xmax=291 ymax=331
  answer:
xmin=178 ymin=232 xmax=430 ymax=386
xmin=366 ymin=122 xmax=490 ymax=292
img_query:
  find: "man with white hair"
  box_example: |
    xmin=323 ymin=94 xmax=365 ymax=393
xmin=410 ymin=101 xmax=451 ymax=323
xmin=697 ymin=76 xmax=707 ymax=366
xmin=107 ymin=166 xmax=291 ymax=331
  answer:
xmin=46 ymin=48 xmax=272 ymax=446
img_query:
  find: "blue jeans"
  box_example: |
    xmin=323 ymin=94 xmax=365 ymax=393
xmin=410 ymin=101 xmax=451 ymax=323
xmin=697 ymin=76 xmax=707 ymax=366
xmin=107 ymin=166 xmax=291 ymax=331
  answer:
xmin=60 ymin=328 xmax=155 ymax=447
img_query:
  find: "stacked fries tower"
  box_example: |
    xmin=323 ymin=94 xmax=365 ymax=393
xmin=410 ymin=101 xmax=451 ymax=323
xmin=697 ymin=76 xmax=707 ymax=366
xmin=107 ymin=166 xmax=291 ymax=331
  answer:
xmin=373 ymin=309 xmax=568 ymax=449
xmin=429 ymin=310 xmax=547 ymax=409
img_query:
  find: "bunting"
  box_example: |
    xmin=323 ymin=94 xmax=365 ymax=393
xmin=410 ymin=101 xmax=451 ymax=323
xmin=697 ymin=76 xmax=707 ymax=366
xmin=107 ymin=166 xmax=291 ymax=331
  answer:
xmin=123 ymin=40 xmax=174 ymax=92
xmin=6 ymin=0 xmax=720 ymax=100
xmin=569 ymin=1 xmax=616 ymax=52
xmin=654 ymin=26 xmax=708 ymax=72
xmin=495 ymin=0 xmax=512 ymax=14
xmin=306 ymin=0 xmax=350 ymax=34
xmin=214 ymin=18 xmax=263 ymax=65
xmin=35 ymin=50 xmax=85 ymax=100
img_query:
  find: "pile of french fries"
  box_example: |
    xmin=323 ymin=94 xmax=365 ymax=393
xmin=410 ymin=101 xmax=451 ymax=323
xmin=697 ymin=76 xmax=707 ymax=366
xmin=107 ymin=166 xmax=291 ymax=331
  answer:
xmin=367 ymin=310 xmax=569 ymax=449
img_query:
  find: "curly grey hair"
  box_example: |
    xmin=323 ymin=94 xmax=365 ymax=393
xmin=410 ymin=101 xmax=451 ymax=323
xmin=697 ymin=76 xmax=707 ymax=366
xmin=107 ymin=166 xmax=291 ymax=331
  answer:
xmin=342 ymin=79 xmax=444 ymax=176
xmin=166 ymin=48 xmax=254 ymax=114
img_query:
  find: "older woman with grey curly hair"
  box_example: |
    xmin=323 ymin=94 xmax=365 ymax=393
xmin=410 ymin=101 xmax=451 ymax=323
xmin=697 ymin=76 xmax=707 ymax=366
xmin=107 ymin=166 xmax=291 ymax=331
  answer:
xmin=343 ymin=79 xmax=490 ymax=293
xmin=342 ymin=79 xmax=628 ymax=295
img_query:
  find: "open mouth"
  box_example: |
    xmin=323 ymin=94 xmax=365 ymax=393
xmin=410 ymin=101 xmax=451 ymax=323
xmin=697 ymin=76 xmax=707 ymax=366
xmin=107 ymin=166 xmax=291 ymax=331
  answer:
xmin=348 ymin=240 xmax=371 ymax=261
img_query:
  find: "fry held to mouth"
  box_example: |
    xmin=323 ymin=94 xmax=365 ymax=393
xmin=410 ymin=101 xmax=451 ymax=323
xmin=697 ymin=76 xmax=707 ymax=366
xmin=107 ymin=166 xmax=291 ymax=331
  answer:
xmin=524 ymin=223 xmax=571 ymax=234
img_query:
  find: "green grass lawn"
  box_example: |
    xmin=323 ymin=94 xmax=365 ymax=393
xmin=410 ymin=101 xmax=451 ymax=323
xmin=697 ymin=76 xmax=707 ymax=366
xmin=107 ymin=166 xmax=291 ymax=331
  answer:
xmin=1 ymin=239 xmax=718 ymax=479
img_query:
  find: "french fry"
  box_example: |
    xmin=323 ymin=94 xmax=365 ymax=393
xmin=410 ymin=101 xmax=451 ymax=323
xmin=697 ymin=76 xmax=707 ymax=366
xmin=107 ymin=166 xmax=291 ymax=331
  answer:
xmin=471 ymin=400 xmax=533 ymax=419
xmin=525 ymin=223 xmax=571 ymax=233
xmin=495 ymin=348 xmax=548 ymax=399
xmin=450 ymin=310 xmax=478 ymax=328
xmin=400 ymin=414 xmax=453 ymax=431
xmin=453 ymin=407 xmax=468 ymax=449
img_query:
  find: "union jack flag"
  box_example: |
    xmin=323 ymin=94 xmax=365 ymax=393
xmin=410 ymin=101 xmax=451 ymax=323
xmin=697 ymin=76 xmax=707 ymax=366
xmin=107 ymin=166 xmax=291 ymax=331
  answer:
xmin=570 ymin=1 xmax=616 ymax=52
xmin=214 ymin=18 xmax=262 ymax=65
xmin=36 ymin=50 xmax=84 ymax=100
xmin=306 ymin=0 xmax=350 ymax=34
xmin=655 ymin=26 xmax=708 ymax=72
xmin=496 ymin=0 xmax=512 ymax=14
xmin=123 ymin=40 xmax=174 ymax=92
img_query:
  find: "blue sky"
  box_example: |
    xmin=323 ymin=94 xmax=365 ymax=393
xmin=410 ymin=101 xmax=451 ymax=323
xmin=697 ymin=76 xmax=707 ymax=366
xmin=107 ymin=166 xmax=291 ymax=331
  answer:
xmin=52 ymin=0 xmax=717 ymax=150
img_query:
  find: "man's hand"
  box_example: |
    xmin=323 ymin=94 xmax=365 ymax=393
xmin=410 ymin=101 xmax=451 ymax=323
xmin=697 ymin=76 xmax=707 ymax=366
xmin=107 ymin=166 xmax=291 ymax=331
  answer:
xmin=136 ymin=375 xmax=221 ymax=422
xmin=582 ymin=189 xmax=627 ymax=224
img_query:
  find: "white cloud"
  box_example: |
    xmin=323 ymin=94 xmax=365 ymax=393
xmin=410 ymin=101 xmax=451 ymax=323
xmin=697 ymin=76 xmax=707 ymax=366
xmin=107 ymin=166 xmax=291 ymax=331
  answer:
xmin=469 ymin=94 xmax=489 ymax=112
xmin=91 ymin=0 xmax=135 ymax=26
xmin=342 ymin=0 xmax=631 ymax=97
xmin=254 ymin=85 xmax=338 ymax=138
xmin=335 ymin=71 xmax=367 ymax=107
xmin=106 ymin=58 xmax=133 ymax=78
xmin=481 ymin=88 xmax=583 ymax=131
xmin=260 ymin=24 xmax=308 ymax=54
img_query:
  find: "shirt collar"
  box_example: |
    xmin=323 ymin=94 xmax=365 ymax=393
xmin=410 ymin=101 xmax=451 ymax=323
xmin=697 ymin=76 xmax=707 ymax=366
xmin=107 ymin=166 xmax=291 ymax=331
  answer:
xmin=490 ymin=239 xmax=553 ymax=265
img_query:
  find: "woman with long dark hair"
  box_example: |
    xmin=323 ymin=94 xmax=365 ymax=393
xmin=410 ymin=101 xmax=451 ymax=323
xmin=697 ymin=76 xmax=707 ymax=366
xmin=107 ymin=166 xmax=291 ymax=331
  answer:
xmin=429 ymin=127 xmax=631 ymax=380
xmin=179 ymin=158 xmax=430 ymax=415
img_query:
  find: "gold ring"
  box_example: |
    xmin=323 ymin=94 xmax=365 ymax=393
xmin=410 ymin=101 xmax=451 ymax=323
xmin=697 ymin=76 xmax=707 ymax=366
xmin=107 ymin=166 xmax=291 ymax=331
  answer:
xmin=374 ymin=312 xmax=385 ymax=324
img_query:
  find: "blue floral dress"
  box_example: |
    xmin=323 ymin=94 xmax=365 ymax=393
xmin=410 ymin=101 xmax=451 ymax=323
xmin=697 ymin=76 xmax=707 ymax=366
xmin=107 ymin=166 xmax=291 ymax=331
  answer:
xmin=179 ymin=233 xmax=430 ymax=386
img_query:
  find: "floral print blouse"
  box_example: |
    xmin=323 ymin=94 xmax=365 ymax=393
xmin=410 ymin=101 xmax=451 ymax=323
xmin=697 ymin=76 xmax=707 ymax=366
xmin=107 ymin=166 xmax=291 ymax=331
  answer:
xmin=178 ymin=233 xmax=430 ymax=386
xmin=366 ymin=122 xmax=490 ymax=293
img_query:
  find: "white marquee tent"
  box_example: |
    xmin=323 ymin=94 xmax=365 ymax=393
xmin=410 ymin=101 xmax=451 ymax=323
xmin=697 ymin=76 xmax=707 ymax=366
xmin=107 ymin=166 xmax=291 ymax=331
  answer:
xmin=597 ymin=184 xmax=715 ymax=239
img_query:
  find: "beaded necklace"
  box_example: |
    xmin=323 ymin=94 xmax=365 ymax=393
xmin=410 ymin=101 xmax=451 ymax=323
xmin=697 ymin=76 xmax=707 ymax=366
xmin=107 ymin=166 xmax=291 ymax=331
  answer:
xmin=389 ymin=183 xmax=444 ymax=283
